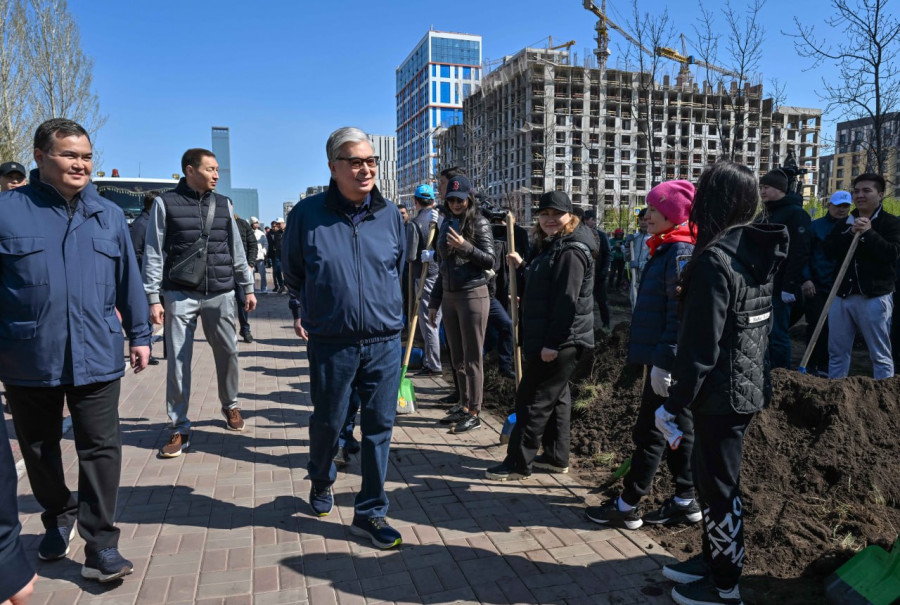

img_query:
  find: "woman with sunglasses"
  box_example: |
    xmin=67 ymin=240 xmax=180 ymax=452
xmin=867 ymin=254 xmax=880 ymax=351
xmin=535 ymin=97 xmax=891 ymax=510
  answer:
xmin=427 ymin=176 xmax=495 ymax=434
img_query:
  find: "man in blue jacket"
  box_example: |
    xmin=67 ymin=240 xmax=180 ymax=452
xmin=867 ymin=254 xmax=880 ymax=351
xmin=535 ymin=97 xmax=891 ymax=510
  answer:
xmin=0 ymin=118 xmax=150 ymax=582
xmin=282 ymin=127 xmax=405 ymax=549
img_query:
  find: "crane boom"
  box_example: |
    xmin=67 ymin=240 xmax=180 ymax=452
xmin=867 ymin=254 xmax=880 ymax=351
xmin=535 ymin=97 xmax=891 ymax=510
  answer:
xmin=582 ymin=0 xmax=739 ymax=78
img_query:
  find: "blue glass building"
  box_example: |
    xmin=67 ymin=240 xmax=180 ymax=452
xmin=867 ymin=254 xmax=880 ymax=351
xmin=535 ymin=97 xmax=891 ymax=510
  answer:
xmin=396 ymin=30 xmax=482 ymax=196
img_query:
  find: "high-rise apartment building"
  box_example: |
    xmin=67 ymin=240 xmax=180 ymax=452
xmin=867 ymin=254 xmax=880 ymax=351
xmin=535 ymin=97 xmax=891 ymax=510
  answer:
xmin=396 ymin=30 xmax=482 ymax=196
xmin=368 ymin=134 xmax=399 ymax=203
xmin=829 ymin=113 xmax=900 ymax=197
xmin=210 ymin=126 xmax=259 ymax=220
xmin=437 ymin=46 xmax=821 ymax=222
xmin=769 ymin=106 xmax=822 ymax=200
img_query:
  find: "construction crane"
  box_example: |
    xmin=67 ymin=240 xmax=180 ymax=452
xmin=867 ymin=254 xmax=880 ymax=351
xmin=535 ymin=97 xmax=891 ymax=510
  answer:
xmin=582 ymin=0 xmax=738 ymax=78
xmin=548 ymin=35 xmax=577 ymax=51
xmin=655 ymin=34 xmax=739 ymax=78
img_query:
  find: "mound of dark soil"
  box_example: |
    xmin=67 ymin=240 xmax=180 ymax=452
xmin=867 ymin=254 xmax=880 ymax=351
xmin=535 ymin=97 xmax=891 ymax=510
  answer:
xmin=482 ymin=322 xmax=900 ymax=604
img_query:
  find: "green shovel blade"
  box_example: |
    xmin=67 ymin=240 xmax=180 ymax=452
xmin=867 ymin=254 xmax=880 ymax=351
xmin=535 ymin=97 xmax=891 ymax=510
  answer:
xmin=397 ymin=365 xmax=415 ymax=414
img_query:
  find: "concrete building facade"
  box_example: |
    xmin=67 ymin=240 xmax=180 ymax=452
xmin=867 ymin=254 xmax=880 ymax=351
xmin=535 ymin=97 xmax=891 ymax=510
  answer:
xmin=829 ymin=113 xmax=900 ymax=197
xmin=769 ymin=106 xmax=822 ymax=200
xmin=436 ymin=47 xmax=821 ymax=222
xmin=396 ymin=30 xmax=482 ymax=197
xmin=369 ymin=134 xmax=399 ymax=202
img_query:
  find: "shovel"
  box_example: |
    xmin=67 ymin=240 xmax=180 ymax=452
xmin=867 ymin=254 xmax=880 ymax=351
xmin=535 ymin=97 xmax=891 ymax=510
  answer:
xmin=397 ymin=219 xmax=438 ymax=414
xmin=799 ymin=230 xmax=861 ymax=374
xmin=506 ymin=211 xmax=523 ymax=386
xmin=825 ymin=533 xmax=900 ymax=604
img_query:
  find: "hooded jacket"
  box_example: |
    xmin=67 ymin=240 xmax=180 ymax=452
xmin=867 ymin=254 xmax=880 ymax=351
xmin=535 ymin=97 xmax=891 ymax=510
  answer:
xmin=281 ymin=180 xmax=405 ymax=344
xmin=665 ymin=224 xmax=788 ymax=416
xmin=521 ymin=223 xmax=598 ymax=357
xmin=0 ymin=171 xmax=151 ymax=387
xmin=823 ymin=205 xmax=900 ymax=298
xmin=763 ymin=194 xmax=810 ymax=296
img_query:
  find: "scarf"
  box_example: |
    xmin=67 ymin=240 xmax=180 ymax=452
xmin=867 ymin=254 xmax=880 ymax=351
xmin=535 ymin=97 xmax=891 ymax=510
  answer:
xmin=646 ymin=222 xmax=696 ymax=257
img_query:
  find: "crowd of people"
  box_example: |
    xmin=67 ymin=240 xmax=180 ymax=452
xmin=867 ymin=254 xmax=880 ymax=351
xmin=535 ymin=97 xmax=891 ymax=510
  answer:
xmin=1 ymin=118 xmax=899 ymax=605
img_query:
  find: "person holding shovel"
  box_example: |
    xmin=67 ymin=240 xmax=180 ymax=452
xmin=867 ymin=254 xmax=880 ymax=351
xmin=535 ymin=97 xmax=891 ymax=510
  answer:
xmin=485 ymin=191 xmax=597 ymax=481
xmin=427 ymin=175 xmax=495 ymax=434
xmin=657 ymin=162 xmax=788 ymax=605
xmin=585 ymin=180 xmax=698 ymax=530
xmin=822 ymin=173 xmax=900 ymax=380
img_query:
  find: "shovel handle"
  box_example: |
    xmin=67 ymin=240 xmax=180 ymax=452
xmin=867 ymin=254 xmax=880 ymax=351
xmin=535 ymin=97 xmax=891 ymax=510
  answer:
xmin=799 ymin=230 xmax=861 ymax=373
xmin=507 ymin=212 xmax=523 ymax=386
xmin=402 ymin=220 xmax=438 ymax=369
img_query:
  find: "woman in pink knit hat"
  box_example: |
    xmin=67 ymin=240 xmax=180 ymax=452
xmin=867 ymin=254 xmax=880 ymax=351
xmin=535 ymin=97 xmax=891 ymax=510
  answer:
xmin=586 ymin=179 xmax=699 ymax=531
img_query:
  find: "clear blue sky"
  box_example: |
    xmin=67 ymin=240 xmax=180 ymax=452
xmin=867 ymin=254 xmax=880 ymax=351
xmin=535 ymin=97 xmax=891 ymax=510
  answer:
xmin=74 ymin=0 xmax=837 ymax=222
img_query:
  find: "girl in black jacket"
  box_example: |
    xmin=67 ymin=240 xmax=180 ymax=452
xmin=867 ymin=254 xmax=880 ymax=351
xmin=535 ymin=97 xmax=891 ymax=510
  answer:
xmin=427 ymin=176 xmax=494 ymax=434
xmin=485 ymin=191 xmax=597 ymax=480
xmin=659 ymin=162 xmax=788 ymax=605
xmin=585 ymin=180 xmax=698 ymax=531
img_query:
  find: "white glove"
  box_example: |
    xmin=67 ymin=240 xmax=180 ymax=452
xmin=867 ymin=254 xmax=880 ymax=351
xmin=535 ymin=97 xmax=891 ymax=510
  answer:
xmin=420 ymin=250 xmax=435 ymax=263
xmin=650 ymin=366 xmax=673 ymax=398
xmin=781 ymin=291 xmax=796 ymax=304
xmin=654 ymin=405 xmax=683 ymax=450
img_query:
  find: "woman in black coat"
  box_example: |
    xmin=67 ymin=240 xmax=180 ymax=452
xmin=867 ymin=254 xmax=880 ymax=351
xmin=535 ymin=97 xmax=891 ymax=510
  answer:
xmin=485 ymin=191 xmax=597 ymax=480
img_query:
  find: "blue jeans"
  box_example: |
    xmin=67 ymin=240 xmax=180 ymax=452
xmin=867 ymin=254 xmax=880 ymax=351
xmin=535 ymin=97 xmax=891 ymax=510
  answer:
xmin=484 ymin=297 xmax=514 ymax=373
xmin=339 ymin=390 xmax=361 ymax=453
xmin=306 ymin=337 xmax=401 ymax=518
xmin=255 ymin=259 xmax=268 ymax=292
xmin=769 ymin=295 xmax=792 ymax=369
xmin=272 ymin=257 xmax=284 ymax=289
xmin=828 ymin=293 xmax=894 ymax=379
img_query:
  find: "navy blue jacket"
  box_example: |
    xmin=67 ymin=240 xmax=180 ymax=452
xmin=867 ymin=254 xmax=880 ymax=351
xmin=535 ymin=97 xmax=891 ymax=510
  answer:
xmin=129 ymin=209 xmax=151 ymax=269
xmin=627 ymin=240 xmax=694 ymax=370
xmin=282 ymin=181 xmax=405 ymax=344
xmin=0 ymin=416 xmax=32 ymax=602
xmin=0 ymin=171 xmax=151 ymax=387
xmin=804 ymin=213 xmax=840 ymax=290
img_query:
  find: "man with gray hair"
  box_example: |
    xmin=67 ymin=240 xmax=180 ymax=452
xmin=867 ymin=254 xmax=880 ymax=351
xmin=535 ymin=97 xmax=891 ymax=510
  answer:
xmin=282 ymin=127 xmax=406 ymax=549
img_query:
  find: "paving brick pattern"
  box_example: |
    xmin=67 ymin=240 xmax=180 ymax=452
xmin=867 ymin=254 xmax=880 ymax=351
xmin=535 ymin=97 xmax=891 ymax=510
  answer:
xmin=14 ymin=295 xmax=677 ymax=604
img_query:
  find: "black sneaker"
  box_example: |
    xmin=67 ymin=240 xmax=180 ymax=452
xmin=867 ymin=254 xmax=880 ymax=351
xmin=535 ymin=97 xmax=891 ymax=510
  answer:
xmin=663 ymin=554 xmax=710 ymax=584
xmin=643 ymin=497 xmax=702 ymax=525
xmin=438 ymin=392 xmax=460 ymax=404
xmin=585 ymin=499 xmax=643 ymax=530
xmin=671 ymin=577 xmax=742 ymax=605
xmin=309 ymin=485 xmax=334 ymax=517
xmin=38 ymin=526 xmax=75 ymax=561
xmin=344 ymin=439 xmax=361 ymax=455
xmin=499 ymin=368 xmax=516 ymax=380
xmin=333 ymin=447 xmax=350 ymax=468
xmin=438 ymin=406 xmax=466 ymax=425
xmin=350 ymin=515 xmax=402 ymax=549
xmin=485 ymin=462 xmax=531 ymax=481
xmin=81 ymin=547 xmax=134 ymax=582
xmin=532 ymin=453 xmax=569 ymax=474
xmin=451 ymin=414 xmax=481 ymax=433
xmin=241 ymin=330 xmax=253 ymax=343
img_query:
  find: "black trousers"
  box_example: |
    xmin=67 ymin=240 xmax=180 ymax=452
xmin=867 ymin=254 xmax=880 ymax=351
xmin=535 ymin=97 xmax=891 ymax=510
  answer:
xmin=804 ymin=289 xmax=830 ymax=373
xmin=504 ymin=346 xmax=582 ymax=472
xmin=620 ymin=367 xmax=695 ymax=505
xmin=6 ymin=380 xmax=122 ymax=554
xmin=484 ymin=297 xmax=514 ymax=374
xmin=608 ymin=259 xmax=626 ymax=290
xmin=235 ymin=286 xmax=250 ymax=334
xmin=692 ymin=410 xmax=754 ymax=590
xmin=593 ymin=283 xmax=610 ymax=328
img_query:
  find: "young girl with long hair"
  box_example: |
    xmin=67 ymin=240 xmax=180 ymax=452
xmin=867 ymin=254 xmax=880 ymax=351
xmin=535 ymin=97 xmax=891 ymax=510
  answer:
xmin=658 ymin=162 xmax=788 ymax=605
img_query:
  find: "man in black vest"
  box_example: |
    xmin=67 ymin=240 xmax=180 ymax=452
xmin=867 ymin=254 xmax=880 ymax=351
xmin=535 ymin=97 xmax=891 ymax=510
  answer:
xmin=142 ymin=148 xmax=256 ymax=458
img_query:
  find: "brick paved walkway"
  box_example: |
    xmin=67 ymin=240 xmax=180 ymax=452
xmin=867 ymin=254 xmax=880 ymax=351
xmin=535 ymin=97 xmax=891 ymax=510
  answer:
xmin=12 ymin=295 xmax=677 ymax=604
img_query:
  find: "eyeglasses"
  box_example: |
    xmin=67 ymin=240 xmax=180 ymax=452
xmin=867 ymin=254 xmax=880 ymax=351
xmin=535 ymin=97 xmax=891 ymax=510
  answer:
xmin=336 ymin=156 xmax=379 ymax=170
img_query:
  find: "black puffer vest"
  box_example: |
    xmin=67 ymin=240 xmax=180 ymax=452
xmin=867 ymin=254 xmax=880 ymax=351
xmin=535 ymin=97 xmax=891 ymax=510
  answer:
xmin=691 ymin=225 xmax=787 ymax=414
xmin=521 ymin=223 xmax=597 ymax=357
xmin=160 ymin=179 xmax=234 ymax=293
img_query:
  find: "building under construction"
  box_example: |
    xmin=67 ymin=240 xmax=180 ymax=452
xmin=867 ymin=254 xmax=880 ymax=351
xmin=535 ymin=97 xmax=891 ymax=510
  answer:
xmin=436 ymin=45 xmax=821 ymax=222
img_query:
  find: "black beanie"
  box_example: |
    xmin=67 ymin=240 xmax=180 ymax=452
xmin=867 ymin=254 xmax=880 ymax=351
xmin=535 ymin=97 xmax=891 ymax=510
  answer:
xmin=760 ymin=169 xmax=788 ymax=193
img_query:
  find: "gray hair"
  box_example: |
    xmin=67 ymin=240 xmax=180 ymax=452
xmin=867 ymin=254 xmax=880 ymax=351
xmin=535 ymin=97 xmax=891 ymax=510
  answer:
xmin=326 ymin=127 xmax=371 ymax=162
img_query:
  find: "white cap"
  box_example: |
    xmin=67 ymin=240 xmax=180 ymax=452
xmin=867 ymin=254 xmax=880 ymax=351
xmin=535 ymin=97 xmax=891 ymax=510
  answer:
xmin=275 ymin=217 xmax=285 ymax=223
xmin=250 ymin=216 xmax=259 ymax=223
